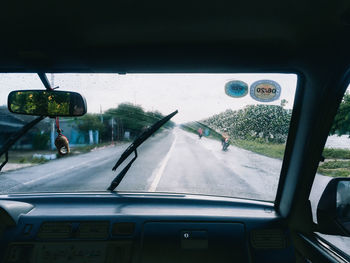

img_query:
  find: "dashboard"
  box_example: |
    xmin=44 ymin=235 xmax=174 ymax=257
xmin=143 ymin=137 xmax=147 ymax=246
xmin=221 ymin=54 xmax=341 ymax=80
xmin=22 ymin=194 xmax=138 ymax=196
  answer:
xmin=0 ymin=193 xmax=295 ymax=263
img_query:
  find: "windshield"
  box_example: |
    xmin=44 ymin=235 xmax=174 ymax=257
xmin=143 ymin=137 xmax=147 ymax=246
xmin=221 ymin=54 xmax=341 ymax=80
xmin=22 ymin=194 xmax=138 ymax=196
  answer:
xmin=0 ymin=73 xmax=297 ymax=201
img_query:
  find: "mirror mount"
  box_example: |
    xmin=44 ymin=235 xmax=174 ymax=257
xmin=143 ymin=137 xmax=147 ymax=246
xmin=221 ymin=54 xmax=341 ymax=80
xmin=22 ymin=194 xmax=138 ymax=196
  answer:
xmin=317 ymin=177 xmax=350 ymax=236
xmin=37 ymin=72 xmax=56 ymax=91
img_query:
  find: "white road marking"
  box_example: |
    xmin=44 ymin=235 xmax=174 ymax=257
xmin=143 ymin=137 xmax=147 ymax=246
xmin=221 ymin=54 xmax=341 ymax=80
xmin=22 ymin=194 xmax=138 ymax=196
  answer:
xmin=148 ymin=133 xmax=177 ymax=192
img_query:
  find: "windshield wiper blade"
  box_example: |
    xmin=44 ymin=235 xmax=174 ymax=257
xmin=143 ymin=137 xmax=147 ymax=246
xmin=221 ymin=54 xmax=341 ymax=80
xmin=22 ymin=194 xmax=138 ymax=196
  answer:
xmin=107 ymin=110 xmax=178 ymax=191
xmin=0 ymin=116 xmax=45 ymax=172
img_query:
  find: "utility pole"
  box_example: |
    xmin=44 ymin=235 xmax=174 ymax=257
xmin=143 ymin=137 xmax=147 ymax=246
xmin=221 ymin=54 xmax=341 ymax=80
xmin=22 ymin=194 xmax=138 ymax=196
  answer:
xmin=111 ymin=118 xmax=114 ymax=143
xmin=100 ymin=105 xmax=103 ymax=123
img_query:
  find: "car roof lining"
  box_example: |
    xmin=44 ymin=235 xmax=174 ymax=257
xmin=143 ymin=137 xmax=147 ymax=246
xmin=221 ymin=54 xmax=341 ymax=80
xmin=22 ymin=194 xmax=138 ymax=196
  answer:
xmin=0 ymin=0 xmax=350 ymax=72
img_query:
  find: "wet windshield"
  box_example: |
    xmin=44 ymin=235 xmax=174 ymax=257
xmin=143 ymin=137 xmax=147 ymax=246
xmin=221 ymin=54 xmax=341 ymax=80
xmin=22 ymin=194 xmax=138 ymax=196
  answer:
xmin=0 ymin=73 xmax=297 ymax=201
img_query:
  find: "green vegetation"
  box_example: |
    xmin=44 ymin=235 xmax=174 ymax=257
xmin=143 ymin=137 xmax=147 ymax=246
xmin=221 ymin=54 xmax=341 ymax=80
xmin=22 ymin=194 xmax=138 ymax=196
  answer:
xmin=203 ymin=104 xmax=291 ymax=143
xmin=104 ymin=103 xmax=174 ymax=139
xmin=76 ymin=113 xmax=105 ymax=136
xmin=32 ymin=132 xmax=50 ymax=150
xmin=322 ymin=148 xmax=350 ymax=159
xmin=75 ymin=103 xmax=175 ymax=142
xmin=231 ymin=139 xmax=286 ymax=159
xmin=318 ymin=169 xmax=350 ymax=177
xmin=319 ymin=160 xmax=350 ymax=169
xmin=318 ymin=161 xmax=350 ymax=177
xmin=31 ymin=156 xmax=49 ymax=164
xmin=330 ymin=92 xmax=350 ymax=136
xmin=6 ymin=150 xmax=55 ymax=164
xmin=5 ymin=142 xmax=117 ymax=165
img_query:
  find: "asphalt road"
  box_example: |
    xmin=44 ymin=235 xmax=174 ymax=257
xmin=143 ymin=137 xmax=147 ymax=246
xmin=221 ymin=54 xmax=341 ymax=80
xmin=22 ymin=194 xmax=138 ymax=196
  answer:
xmin=0 ymin=127 xmax=349 ymax=255
xmin=0 ymin=127 xmax=284 ymax=201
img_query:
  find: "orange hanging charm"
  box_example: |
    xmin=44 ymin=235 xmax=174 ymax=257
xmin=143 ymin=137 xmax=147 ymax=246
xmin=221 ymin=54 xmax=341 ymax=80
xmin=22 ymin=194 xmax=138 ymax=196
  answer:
xmin=54 ymin=117 xmax=70 ymax=156
xmin=55 ymin=134 xmax=70 ymax=155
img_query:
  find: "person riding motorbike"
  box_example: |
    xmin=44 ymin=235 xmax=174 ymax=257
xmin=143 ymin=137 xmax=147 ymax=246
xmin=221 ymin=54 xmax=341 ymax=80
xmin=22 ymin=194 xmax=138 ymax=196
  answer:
xmin=198 ymin=127 xmax=203 ymax=139
xmin=221 ymin=131 xmax=229 ymax=151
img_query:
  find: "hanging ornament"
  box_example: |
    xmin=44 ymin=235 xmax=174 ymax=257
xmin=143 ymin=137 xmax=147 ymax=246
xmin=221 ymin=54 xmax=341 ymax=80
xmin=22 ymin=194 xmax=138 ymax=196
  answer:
xmin=54 ymin=117 xmax=70 ymax=155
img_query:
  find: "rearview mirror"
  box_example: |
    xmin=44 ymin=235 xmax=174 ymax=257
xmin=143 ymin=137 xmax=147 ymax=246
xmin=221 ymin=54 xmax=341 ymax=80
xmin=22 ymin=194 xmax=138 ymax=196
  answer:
xmin=317 ymin=178 xmax=350 ymax=236
xmin=8 ymin=90 xmax=87 ymax=117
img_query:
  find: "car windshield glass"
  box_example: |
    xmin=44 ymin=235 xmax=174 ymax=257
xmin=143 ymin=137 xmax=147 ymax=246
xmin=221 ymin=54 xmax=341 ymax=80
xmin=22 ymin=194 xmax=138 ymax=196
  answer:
xmin=0 ymin=73 xmax=297 ymax=201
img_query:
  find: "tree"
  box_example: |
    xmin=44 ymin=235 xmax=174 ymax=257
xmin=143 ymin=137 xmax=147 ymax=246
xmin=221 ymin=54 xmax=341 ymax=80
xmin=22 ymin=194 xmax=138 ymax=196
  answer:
xmin=32 ymin=132 xmax=50 ymax=150
xmin=105 ymin=103 xmax=149 ymax=136
xmin=330 ymin=92 xmax=350 ymax=136
xmin=105 ymin=103 xmax=174 ymax=139
xmin=76 ymin=114 xmax=104 ymax=134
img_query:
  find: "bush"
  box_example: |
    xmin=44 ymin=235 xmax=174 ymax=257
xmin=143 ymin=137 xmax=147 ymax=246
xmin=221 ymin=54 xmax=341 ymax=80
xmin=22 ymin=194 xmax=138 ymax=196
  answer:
xmin=202 ymin=105 xmax=291 ymax=143
xmin=31 ymin=156 xmax=48 ymax=163
xmin=32 ymin=133 xmax=50 ymax=150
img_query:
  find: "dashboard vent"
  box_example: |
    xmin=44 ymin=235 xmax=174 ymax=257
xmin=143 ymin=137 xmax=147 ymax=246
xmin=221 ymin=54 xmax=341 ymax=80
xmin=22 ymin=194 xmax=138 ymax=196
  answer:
xmin=250 ymin=229 xmax=286 ymax=249
xmin=77 ymin=221 xmax=109 ymax=239
xmin=37 ymin=222 xmax=72 ymax=239
xmin=112 ymin=222 xmax=135 ymax=235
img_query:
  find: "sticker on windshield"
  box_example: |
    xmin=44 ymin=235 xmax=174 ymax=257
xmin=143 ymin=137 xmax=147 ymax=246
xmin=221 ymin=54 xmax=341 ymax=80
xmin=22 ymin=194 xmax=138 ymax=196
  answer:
xmin=250 ymin=80 xmax=281 ymax=102
xmin=225 ymin=80 xmax=248 ymax=98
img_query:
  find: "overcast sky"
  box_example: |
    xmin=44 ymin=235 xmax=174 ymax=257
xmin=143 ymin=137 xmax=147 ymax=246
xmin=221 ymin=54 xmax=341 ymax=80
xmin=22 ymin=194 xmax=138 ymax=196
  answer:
xmin=0 ymin=73 xmax=298 ymax=123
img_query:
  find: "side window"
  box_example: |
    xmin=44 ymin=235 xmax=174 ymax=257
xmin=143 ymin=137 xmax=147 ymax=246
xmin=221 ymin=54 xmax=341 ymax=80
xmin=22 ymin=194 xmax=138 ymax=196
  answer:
xmin=309 ymin=89 xmax=350 ymax=256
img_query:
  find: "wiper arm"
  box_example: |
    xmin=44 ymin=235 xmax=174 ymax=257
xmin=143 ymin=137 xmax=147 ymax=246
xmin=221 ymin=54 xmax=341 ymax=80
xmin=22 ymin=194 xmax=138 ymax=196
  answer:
xmin=107 ymin=110 xmax=178 ymax=191
xmin=0 ymin=116 xmax=45 ymax=172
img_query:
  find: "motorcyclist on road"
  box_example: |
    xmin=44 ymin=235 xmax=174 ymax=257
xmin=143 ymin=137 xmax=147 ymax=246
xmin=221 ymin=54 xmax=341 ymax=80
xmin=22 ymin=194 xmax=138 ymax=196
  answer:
xmin=198 ymin=127 xmax=203 ymax=139
xmin=221 ymin=130 xmax=230 ymax=151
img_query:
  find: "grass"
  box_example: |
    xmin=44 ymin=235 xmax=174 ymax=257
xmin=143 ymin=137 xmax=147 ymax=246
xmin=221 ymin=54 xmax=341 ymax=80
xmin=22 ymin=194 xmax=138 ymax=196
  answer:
xmin=322 ymin=148 xmax=350 ymax=159
xmin=232 ymin=139 xmax=286 ymax=160
xmin=230 ymin=139 xmax=350 ymax=178
xmin=3 ymin=142 xmax=118 ymax=165
xmin=318 ymin=160 xmax=350 ymax=177
xmin=6 ymin=150 xmax=56 ymax=164
xmin=317 ymin=167 xmax=350 ymax=177
xmin=70 ymin=142 xmax=122 ymax=155
xmin=228 ymin=142 xmax=350 ymax=161
xmin=319 ymin=160 xmax=350 ymax=169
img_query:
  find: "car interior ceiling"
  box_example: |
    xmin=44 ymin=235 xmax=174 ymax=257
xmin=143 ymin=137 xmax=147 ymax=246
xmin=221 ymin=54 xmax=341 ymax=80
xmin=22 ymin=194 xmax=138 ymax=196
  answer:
xmin=1 ymin=0 xmax=350 ymax=263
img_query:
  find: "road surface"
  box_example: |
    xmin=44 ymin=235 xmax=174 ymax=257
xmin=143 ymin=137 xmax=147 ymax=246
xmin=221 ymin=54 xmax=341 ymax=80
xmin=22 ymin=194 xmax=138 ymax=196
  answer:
xmin=0 ymin=128 xmax=284 ymax=201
